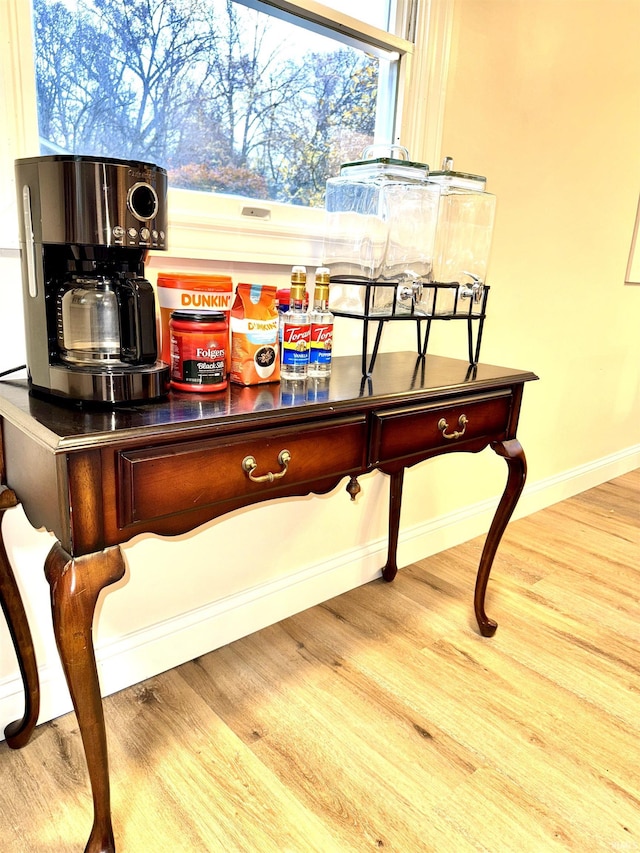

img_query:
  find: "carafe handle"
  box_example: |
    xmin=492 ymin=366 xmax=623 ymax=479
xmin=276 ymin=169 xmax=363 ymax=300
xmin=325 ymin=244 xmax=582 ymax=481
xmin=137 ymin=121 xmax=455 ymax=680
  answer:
xmin=118 ymin=278 xmax=158 ymax=364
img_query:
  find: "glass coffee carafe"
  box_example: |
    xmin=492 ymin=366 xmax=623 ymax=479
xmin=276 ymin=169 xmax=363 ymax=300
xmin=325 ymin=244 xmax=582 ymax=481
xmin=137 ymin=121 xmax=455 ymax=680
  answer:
xmin=57 ymin=275 xmax=158 ymax=367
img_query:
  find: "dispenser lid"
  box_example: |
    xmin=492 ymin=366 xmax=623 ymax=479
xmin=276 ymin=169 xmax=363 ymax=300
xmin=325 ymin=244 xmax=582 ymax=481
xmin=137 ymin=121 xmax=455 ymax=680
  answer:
xmin=339 ymin=144 xmax=429 ymax=182
xmin=429 ymin=156 xmax=487 ymax=191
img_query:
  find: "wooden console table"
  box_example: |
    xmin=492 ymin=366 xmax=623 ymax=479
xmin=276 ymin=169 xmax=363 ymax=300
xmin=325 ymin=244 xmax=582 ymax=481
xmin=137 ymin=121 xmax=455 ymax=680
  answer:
xmin=0 ymin=352 xmax=537 ymax=853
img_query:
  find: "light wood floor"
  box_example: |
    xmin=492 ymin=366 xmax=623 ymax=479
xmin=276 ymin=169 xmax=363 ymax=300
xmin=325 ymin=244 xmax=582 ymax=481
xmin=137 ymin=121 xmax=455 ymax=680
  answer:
xmin=0 ymin=470 xmax=638 ymax=852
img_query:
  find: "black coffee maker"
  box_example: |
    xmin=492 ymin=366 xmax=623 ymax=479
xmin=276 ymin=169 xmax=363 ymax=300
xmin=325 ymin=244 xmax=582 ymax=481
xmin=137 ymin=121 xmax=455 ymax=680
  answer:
xmin=15 ymin=154 xmax=170 ymax=404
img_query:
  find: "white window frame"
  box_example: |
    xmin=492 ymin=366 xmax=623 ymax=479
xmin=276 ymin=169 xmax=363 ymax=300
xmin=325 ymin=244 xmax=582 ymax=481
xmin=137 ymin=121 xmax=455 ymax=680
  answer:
xmin=0 ymin=0 xmax=453 ymax=266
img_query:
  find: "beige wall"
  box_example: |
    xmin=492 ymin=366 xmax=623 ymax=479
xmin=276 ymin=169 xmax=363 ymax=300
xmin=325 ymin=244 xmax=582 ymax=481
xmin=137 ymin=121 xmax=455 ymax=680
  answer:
xmin=436 ymin=0 xmax=640 ymax=480
xmin=1 ymin=0 xmax=638 ymax=729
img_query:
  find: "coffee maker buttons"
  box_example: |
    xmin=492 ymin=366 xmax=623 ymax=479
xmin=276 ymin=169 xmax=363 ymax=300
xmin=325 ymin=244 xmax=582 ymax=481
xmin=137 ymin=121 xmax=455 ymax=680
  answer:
xmin=140 ymin=227 xmax=151 ymax=242
xmin=112 ymin=226 xmax=125 ymax=241
xmin=127 ymin=227 xmax=138 ymax=240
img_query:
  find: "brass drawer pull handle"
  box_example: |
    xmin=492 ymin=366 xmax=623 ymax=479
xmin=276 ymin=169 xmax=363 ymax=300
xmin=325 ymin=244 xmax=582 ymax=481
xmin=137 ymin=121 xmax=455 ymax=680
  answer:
xmin=242 ymin=449 xmax=291 ymax=483
xmin=438 ymin=414 xmax=469 ymax=440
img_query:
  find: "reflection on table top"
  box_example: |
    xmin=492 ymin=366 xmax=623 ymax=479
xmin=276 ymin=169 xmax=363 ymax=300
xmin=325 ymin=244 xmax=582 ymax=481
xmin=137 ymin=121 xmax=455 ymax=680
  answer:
xmin=0 ymin=352 xmax=538 ymax=450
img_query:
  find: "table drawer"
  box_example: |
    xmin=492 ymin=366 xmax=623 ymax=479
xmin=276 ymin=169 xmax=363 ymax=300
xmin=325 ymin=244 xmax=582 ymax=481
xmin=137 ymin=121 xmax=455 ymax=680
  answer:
xmin=370 ymin=391 xmax=513 ymax=466
xmin=118 ymin=415 xmax=367 ymax=526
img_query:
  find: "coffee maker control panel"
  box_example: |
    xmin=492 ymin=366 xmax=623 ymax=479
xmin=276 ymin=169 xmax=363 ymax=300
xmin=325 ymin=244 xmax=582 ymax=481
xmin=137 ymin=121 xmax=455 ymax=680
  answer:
xmin=112 ymin=223 xmax=165 ymax=248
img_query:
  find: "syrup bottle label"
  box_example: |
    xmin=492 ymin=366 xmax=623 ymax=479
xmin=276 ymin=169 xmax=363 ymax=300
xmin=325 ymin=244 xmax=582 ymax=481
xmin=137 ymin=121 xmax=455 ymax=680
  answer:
xmin=309 ymin=324 xmax=333 ymax=364
xmin=282 ymin=322 xmax=311 ymax=366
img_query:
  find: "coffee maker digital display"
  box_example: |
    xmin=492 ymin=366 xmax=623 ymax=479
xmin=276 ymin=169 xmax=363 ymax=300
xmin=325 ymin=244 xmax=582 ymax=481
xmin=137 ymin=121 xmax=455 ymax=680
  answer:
xmin=15 ymin=154 xmax=170 ymax=404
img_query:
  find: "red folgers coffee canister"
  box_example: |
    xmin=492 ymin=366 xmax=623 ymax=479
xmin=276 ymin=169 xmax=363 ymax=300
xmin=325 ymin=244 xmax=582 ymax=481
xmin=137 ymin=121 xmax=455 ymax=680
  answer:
xmin=170 ymin=310 xmax=228 ymax=392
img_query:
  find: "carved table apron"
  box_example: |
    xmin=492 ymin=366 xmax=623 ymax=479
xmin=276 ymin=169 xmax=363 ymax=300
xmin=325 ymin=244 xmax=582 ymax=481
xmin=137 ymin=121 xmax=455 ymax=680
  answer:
xmin=0 ymin=352 xmax=537 ymax=853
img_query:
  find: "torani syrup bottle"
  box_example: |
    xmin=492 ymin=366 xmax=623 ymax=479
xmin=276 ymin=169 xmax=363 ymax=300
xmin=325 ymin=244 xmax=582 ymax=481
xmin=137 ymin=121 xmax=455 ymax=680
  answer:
xmin=281 ymin=266 xmax=310 ymax=379
xmin=308 ymin=266 xmax=334 ymax=377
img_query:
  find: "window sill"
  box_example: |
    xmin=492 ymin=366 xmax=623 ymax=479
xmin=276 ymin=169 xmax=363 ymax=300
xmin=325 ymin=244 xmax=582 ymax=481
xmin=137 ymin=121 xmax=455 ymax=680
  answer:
xmin=166 ymin=188 xmax=326 ymax=266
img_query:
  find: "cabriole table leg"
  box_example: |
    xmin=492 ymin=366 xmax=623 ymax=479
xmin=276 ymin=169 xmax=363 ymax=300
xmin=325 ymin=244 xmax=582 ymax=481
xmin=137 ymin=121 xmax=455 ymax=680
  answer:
xmin=45 ymin=542 xmax=126 ymax=853
xmin=382 ymin=468 xmax=405 ymax=582
xmin=474 ymin=438 xmax=527 ymax=637
xmin=0 ymin=486 xmax=40 ymax=748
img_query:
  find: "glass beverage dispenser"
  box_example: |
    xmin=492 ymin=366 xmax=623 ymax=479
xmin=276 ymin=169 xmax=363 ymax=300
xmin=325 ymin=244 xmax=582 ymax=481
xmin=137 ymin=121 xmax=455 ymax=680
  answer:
xmin=322 ymin=151 xmax=496 ymax=374
xmin=425 ymin=157 xmax=497 ymax=316
xmin=323 ymin=146 xmax=440 ymax=315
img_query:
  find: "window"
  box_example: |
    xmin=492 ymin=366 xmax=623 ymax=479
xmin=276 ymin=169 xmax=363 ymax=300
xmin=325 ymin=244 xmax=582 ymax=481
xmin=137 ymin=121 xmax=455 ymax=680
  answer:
xmin=33 ymin=0 xmax=409 ymax=208
xmin=1 ymin=0 xmax=453 ymax=262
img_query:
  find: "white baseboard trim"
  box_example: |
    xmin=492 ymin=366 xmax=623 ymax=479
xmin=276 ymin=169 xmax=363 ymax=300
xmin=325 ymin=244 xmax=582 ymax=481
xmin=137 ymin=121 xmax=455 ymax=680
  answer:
xmin=519 ymin=443 xmax=639 ymax=514
xmin=398 ymin=442 xmax=640 ymax=567
xmin=1 ymin=443 xmax=637 ymax=734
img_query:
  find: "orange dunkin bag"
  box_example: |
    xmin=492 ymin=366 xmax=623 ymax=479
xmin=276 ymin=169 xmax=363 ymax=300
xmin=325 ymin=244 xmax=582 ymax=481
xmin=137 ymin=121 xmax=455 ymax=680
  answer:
xmin=230 ymin=284 xmax=280 ymax=385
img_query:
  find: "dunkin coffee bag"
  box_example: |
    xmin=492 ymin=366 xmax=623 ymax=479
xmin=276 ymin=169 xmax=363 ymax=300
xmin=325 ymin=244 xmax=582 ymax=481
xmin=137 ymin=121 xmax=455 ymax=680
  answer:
xmin=230 ymin=284 xmax=280 ymax=385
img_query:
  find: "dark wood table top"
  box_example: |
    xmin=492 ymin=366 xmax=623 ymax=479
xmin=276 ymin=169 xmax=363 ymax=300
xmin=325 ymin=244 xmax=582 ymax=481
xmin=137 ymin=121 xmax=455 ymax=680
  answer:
xmin=0 ymin=352 xmax=538 ymax=450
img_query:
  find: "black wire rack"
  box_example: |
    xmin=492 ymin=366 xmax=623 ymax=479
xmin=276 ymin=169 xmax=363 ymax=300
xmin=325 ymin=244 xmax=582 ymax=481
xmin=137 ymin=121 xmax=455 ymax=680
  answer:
xmin=330 ymin=277 xmax=489 ymax=376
